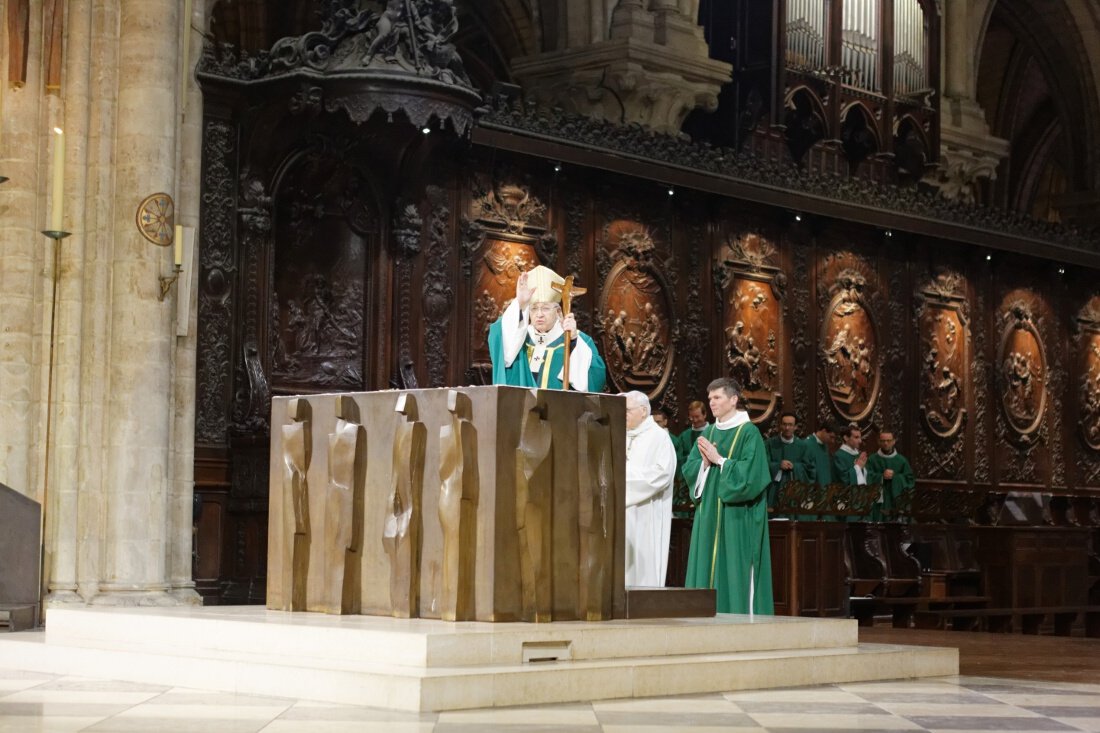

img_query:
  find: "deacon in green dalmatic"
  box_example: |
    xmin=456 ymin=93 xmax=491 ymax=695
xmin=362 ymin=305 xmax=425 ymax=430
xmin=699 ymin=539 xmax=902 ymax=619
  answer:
xmin=683 ymin=377 xmax=773 ymax=615
xmin=488 ymin=265 xmax=607 ymax=392
xmin=866 ymin=431 xmax=915 ymax=522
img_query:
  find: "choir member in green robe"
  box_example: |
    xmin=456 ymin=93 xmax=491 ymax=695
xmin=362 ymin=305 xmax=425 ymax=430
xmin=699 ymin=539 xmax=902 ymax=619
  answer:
xmin=683 ymin=378 xmax=773 ymax=615
xmin=673 ymin=401 xmax=710 ymax=478
xmin=798 ymin=423 xmax=836 ymax=520
xmin=488 ymin=265 xmax=607 ymax=392
xmin=764 ymin=411 xmax=815 ymax=510
xmin=804 ymin=424 xmax=837 ymax=490
xmin=866 ymin=431 xmax=915 ymax=522
xmin=832 ymin=424 xmax=879 ymax=520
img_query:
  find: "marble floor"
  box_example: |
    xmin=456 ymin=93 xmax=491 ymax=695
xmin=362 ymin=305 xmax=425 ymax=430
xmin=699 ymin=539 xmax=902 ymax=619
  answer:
xmin=3 ymin=670 xmax=1100 ymax=732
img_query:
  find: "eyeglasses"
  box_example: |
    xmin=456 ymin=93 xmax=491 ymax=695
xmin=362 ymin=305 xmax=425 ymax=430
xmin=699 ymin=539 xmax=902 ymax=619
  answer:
xmin=529 ymin=304 xmax=558 ymax=314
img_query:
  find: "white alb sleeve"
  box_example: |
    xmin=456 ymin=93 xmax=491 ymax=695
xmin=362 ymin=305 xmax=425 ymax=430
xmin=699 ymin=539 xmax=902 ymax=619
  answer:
xmin=500 ymin=300 xmax=529 ymax=368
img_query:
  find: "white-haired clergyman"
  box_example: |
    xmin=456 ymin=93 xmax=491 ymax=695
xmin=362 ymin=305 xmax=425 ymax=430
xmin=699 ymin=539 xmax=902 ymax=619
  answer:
xmin=622 ymin=390 xmax=677 ymax=587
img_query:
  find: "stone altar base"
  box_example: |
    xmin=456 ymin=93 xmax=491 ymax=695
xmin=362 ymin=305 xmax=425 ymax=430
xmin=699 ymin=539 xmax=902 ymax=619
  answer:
xmin=0 ymin=607 xmax=957 ymax=711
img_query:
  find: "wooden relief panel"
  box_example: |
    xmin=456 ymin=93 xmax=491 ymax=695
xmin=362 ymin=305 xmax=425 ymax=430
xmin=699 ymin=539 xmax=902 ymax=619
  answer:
xmin=1075 ymin=297 xmax=1100 ymax=461
xmin=471 ymin=240 xmax=540 ymax=355
xmin=598 ymin=223 xmax=675 ymax=397
xmin=270 ymin=157 xmax=374 ymax=392
xmin=916 ymin=271 xmax=969 ymax=439
xmin=463 ymin=175 xmax=553 ymax=375
xmin=997 ymin=298 xmax=1047 ymax=443
xmin=715 ymin=232 xmax=783 ymax=422
xmin=818 ymin=257 xmax=880 ymax=424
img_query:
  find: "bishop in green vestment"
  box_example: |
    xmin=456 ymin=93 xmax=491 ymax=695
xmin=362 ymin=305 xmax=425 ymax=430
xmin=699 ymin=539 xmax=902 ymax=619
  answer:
xmin=764 ymin=411 xmax=814 ymax=510
xmin=683 ymin=378 xmax=773 ymax=615
xmin=488 ymin=265 xmax=607 ymax=392
xmin=866 ymin=431 xmax=915 ymax=522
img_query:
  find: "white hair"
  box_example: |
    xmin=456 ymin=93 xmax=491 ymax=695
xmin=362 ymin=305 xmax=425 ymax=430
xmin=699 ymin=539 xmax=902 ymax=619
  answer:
xmin=621 ymin=391 xmax=650 ymax=416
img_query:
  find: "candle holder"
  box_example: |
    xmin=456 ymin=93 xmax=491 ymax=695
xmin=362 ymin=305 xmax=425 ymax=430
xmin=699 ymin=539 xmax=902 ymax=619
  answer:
xmin=0 ymin=175 xmax=9 ymax=184
xmin=41 ymin=230 xmax=71 ymax=240
xmin=159 ymin=263 xmax=183 ymax=301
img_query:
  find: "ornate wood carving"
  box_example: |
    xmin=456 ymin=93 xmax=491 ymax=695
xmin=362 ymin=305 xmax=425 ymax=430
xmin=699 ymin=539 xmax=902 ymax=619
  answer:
xmin=715 ymin=232 xmax=783 ymax=423
xmin=791 ymin=243 xmax=813 ymax=425
xmin=394 ymin=199 xmax=422 ymax=385
xmin=914 ymin=269 xmax=969 ymax=479
xmin=883 ymin=246 xmax=908 ymax=438
xmin=997 ymin=299 xmax=1047 ymax=444
xmin=564 ymin=189 xmax=589 ymax=329
xmin=199 ymin=0 xmax=481 ymax=135
xmin=469 ymin=171 xmax=550 ymax=237
xmin=678 ymin=214 xmax=708 ymax=414
xmin=464 ymin=173 xmax=554 ymax=382
xmin=479 ymin=102 xmax=1100 ymax=260
xmin=598 ymin=223 xmax=676 ymax=398
xmin=971 ymin=264 xmax=991 ymax=483
xmin=423 ymin=185 xmax=454 ymax=388
xmin=196 ymin=119 xmax=238 ymax=445
xmin=818 ymin=254 xmax=880 ymax=425
xmin=269 ymin=159 xmax=372 ymax=393
xmin=1075 ymin=297 xmax=1100 ymax=485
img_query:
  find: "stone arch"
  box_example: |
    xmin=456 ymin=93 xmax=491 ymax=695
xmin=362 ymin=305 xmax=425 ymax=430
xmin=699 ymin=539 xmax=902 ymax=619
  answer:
xmin=974 ymin=0 xmax=1100 ymax=206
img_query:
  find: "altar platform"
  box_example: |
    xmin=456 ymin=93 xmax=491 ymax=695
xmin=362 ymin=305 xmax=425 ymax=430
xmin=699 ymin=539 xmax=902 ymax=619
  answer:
xmin=0 ymin=606 xmax=957 ymax=711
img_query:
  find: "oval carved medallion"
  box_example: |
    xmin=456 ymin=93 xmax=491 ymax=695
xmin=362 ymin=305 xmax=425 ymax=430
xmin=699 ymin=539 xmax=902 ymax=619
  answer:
xmin=820 ymin=269 xmax=880 ymax=422
xmin=599 ymin=227 xmax=674 ymax=397
xmin=998 ymin=301 xmax=1046 ymax=440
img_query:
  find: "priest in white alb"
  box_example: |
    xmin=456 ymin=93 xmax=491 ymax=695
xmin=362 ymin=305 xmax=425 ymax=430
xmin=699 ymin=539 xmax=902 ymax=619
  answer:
xmin=622 ymin=390 xmax=677 ymax=587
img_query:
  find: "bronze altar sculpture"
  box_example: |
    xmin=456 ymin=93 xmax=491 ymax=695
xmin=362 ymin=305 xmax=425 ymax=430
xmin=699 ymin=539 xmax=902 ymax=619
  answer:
xmin=268 ymin=386 xmax=628 ymax=622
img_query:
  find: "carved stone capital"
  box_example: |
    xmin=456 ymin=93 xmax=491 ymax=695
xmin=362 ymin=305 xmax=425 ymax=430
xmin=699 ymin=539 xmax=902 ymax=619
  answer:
xmin=924 ymin=98 xmax=1009 ymax=205
xmin=513 ymin=38 xmax=729 ymax=135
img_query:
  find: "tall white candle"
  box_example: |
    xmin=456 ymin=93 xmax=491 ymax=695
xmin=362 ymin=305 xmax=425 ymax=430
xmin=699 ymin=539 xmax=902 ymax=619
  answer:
xmin=50 ymin=127 xmax=65 ymax=231
xmin=174 ymin=224 xmax=183 ymax=266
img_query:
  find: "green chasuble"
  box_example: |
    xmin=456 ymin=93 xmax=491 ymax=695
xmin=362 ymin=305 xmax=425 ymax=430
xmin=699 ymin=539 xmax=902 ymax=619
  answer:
xmin=682 ymin=418 xmax=774 ymax=615
xmin=764 ymin=436 xmax=814 ymax=509
xmin=866 ymin=451 xmax=915 ymax=522
xmin=832 ymin=447 xmax=880 ymax=521
xmin=803 ymin=436 xmax=834 ymax=488
xmin=488 ymin=317 xmax=607 ymax=392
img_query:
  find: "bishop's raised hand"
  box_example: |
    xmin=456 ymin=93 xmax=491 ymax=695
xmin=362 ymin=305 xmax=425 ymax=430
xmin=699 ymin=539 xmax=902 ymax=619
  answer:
xmin=516 ymin=271 xmax=536 ymax=310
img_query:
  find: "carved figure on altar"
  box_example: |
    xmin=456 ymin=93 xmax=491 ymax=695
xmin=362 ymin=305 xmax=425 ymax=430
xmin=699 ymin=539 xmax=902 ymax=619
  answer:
xmin=488 ymin=265 xmax=607 ymax=391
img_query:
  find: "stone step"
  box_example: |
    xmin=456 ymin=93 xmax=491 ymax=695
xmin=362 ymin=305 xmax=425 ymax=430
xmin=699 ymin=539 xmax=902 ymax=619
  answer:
xmin=41 ymin=606 xmax=860 ymax=669
xmin=0 ymin=627 xmax=956 ymax=712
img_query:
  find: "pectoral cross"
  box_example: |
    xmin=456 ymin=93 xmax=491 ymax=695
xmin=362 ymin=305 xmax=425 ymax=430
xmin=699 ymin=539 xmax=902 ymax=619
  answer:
xmin=551 ymin=276 xmax=586 ymax=391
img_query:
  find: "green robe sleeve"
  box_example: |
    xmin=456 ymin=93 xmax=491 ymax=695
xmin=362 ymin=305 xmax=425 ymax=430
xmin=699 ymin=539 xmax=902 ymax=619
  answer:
xmin=682 ymin=442 xmax=703 ymax=505
xmin=715 ymin=427 xmax=771 ymax=505
xmin=766 ymin=438 xmax=783 ymax=479
xmin=797 ymin=442 xmax=816 ymax=484
xmin=832 ymin=451 xmax=859 ymax=486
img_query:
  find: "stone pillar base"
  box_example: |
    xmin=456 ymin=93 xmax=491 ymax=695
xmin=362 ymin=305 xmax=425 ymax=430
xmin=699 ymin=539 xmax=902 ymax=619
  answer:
xmin=88 ymin=590 xmax=185 ymax=608
xmin=168 ymin=587 xmax=203 ymax=606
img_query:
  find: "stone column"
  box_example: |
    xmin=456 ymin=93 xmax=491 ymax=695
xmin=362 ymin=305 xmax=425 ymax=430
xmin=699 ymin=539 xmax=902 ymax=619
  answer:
xmin=0 ymin=0 xmax=44 ymax=515
xmin=44 ymin=0 xmax=94 ymax=607
xmin=925 ymin=0 xmax=1009 ymax=205
xmin=93 ymin=0 xmax=180 ymax=606
xmin=168 ymin=0 xmax=203 ymax=605
xmin=514 ymin=0 xmax=730 ymax=135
